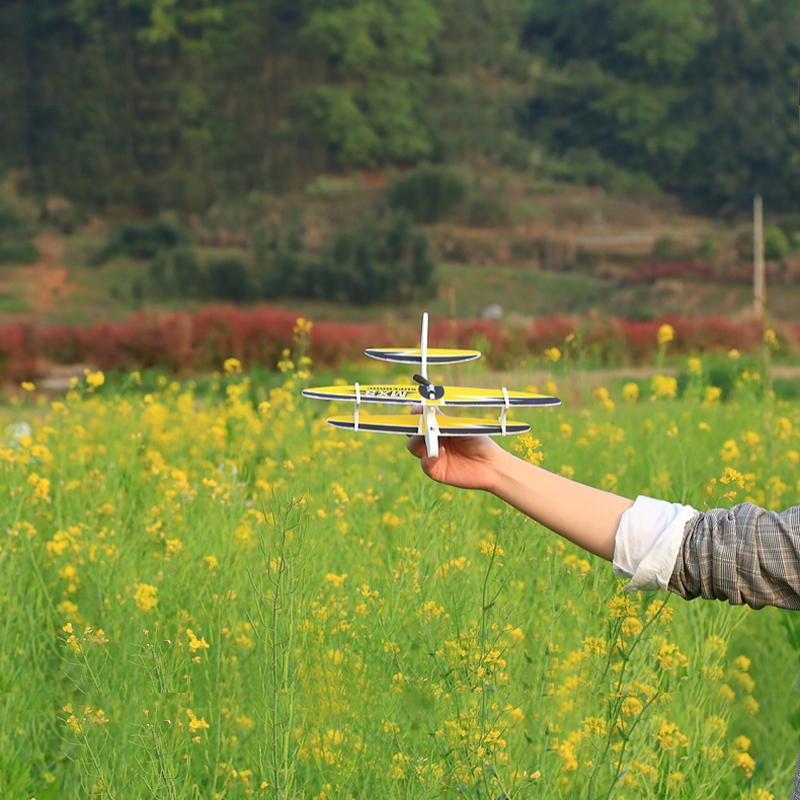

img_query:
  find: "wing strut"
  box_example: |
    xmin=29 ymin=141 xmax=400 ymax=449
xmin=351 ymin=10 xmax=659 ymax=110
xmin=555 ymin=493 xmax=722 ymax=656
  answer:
xmin=500 ymin=387 xmax=510 ymax=436
xmin=419 ymin=312 xmax=439 ymax=458
xmin=354 ymin=382 xmax=361 ymax=431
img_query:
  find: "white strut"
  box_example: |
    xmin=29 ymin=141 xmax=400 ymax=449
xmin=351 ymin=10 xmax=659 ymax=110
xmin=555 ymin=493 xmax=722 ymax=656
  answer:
xmin=354 ymin=382 xmax=361 ymax=432
xmin=499 ymin=387 xmax=510 ymax=436
xmin=419 ymin=312 xmax=439 ymax=458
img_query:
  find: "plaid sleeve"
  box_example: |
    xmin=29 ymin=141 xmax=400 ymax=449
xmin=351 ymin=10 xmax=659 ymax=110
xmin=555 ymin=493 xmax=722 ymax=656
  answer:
xmin=668 ymin=503 xmax=800 ymax=610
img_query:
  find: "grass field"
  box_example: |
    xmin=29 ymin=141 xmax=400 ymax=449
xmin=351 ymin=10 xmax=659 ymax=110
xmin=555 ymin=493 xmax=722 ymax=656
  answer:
xmin=1 ymin=328 xmax=799 ymax=799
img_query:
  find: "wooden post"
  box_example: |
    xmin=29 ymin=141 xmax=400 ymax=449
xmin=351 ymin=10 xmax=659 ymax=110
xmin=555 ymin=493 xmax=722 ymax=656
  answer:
xmin=753 ymin=195 xmax=765 ymax=325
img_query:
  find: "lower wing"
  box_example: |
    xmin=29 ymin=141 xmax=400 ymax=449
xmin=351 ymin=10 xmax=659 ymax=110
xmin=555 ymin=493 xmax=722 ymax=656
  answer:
xmin=326 ymin=413 xmax=530 ymax=436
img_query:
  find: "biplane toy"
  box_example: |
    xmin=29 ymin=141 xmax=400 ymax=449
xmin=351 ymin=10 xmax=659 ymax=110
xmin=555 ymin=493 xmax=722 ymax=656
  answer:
xmin=302 ymin=313 xmax=560 ymax=458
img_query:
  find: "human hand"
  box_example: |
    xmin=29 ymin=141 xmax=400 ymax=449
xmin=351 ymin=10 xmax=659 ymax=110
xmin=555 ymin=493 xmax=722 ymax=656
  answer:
xmin=406 ymin=405 xmax=506 ymax=493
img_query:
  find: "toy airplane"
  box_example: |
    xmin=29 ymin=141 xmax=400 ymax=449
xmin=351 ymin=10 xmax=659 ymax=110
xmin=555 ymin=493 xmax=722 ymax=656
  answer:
xmin=302 ymin=313 xmax=560 ymax=458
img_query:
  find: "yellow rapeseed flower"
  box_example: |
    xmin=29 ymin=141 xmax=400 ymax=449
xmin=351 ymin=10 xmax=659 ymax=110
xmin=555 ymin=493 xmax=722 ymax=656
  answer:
xmin=743 ymin=695 xmax=760 ymax=714
xmin=733 ymin=750 xmax=755 ymax=778
xmin=657 ymin=324 xmax=674 ymax=344
xmin=741 ymin=431 xmax=760 ymax=446
xmin=621 ymin=617 xmax=643 ymax=637
xmin=187 ymin=628 xmax=210 ymax=652
xmin=595 ymin=386 xmax=615 ymax=411
xmin=651 ymin=375 xmax=677 ymax=399
xmin=622 ymin=382 xmax=639 ymax=401
xmin=134 ymin=582 xmax=158 ymax=613
xmin=186 ymin=708 xmax=210 ymax=733
xmin=293 ymin=317 xmax=313 ymax=335
xmin=479 ymin=540 xmax=505 ymax=557
xmin=85 ymin=370 xmax=105 ymax=388
xmin=720 ymin=467 xmax=745 ymax=488
xmin=621 ymin=696 xmax=644 ymax=716
xmin=224 ymin=358 xmax=242 ymax=375
xmin=545 ymin=347 xmax=561 ymax=363
xmin=720 ymin=439 xmax=741 ymax=462
xmin=703 ymin=386 xmax=722 ymax=406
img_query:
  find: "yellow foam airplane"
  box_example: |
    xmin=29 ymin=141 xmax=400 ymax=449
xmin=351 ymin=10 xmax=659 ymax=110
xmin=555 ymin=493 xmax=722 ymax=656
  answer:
xmin=303 ymin=313 xmax=560 ymax=458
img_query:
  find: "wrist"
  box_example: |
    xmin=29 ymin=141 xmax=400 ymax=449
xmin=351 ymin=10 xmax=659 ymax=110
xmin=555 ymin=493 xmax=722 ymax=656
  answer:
xmin=484 ymin=446 xmax=520 ymax=496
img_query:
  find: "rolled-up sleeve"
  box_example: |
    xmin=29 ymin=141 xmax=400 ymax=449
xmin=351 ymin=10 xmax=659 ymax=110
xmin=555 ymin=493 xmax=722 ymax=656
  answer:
xmin=668 ymin=503 xmax=800 ymax=610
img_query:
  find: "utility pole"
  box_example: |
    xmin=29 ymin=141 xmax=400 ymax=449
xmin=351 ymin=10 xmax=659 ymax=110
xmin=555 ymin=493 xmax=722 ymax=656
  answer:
xmin=753 ymin=195 xmax=765 ymax=326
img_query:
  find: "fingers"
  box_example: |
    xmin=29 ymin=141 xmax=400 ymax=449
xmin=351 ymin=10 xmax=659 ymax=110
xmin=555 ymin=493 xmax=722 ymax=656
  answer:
xmin=410 ymin=403 xmax=444 ymax=416
xmin=407 ymin=434 xmax=445 ymax=475
xmin=406 ymin=434 xmax=426 ymax=459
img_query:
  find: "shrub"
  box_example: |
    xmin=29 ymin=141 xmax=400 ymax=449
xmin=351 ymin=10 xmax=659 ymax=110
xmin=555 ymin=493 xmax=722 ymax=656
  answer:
xmin=0 ymin=183 xmax=38 ymax=240
xmin=777 ymin=213 xmax=800 ymax=240
xmin=92 ymin=220 xmax=193 ymax=265
xmin=42 ymin=197 xmax=80 ymax=234
xmin=734 ymin=229 xmax=753 ymax=261
xmin=147 ymin=247 xmax=207 ymax=298
xmin=544 ymin=148 xmax=659 ymax=196
xmin=386 ymin=166 xmax=467 ymax=223
xmin=0 ymin=241 xmax=39 ymax=265
xmin=119 ymin=221 xmax=190 ymax=259
xmin=652 ymin=236 xmax=691 ymax=260
xmin=695 ymin=234 xmax=718 ymax=261
xmin=3 ymin=308 xmax=795 ymax=384
xmin=764 ymin=226 xmax=790 ymax=261
xmin=173 ymin=248 xmax=206 ymax=298
xmin=206 ymin=256 xmax=254 ymax=302
xmin=316 ymin=210 xmax=435 ymax=305
xmin=412 ymin=232 xmax=435 ymax=288
xmin=466 ymin=194 xmax=508 ymax=228
xmin=257 ymin=208 xmax=435 ymax=306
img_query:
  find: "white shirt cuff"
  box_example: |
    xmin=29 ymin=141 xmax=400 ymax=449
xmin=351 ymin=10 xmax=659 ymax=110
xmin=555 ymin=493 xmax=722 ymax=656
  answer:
xmin=613 ymin=496 xmax=700 ymax=592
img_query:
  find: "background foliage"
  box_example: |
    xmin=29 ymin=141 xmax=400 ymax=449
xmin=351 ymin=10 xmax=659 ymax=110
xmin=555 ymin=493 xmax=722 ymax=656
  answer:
xmin=2 ymin=0 xmax=799 ymax=215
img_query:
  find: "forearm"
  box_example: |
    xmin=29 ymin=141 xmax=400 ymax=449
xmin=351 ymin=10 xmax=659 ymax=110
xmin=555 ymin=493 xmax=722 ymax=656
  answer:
xmin=488 ymin=449 xmax=634 ymax=561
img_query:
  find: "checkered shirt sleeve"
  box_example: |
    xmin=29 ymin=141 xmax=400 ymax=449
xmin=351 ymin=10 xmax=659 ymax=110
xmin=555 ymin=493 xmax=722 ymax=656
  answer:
xmin=668 ymin=503 xmax=800 ymax=610
xmin=667 ymin=502 xmax=800 ymax=799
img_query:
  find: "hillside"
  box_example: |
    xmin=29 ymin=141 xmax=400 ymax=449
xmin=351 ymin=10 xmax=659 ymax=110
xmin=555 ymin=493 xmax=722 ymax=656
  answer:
xmin=0 ymin=174 xmax=795 ymax=328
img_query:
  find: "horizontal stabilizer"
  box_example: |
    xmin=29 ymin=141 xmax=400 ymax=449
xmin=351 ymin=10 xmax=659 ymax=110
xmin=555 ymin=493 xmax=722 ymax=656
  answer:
xmin=365 ymin=347 xmax=481 ymax=365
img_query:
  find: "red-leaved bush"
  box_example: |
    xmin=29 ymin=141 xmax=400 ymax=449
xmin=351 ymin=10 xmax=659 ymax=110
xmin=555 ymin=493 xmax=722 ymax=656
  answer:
xmin=1 ymin=306 xmax=795 ymax=384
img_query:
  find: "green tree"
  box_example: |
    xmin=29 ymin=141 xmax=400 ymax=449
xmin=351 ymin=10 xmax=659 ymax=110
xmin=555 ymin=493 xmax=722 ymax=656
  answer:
xmin=299 ymin=0 xmax=440 ymax=165
xmin=523 ymin=0 xmax=800 ymax=211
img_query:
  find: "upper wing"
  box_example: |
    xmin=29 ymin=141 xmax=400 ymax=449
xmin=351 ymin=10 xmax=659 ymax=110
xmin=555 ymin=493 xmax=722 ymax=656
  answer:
xmin=433 ymin=387 xmax=561 ymax=407
xmin=303 ymin=385 xmax=418 ymax=404
xmin=303 ymin=385 xmax=560 ymax=408
xmin=326 ymin=413 xmax=530 ymax=436
xmin=364 ymin=347 xmax=481 ymax=365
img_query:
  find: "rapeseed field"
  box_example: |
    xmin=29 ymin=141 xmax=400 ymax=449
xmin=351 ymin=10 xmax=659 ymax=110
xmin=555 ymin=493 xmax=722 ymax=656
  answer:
xmin=0 ymin=321 xmax=796 ymax=799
